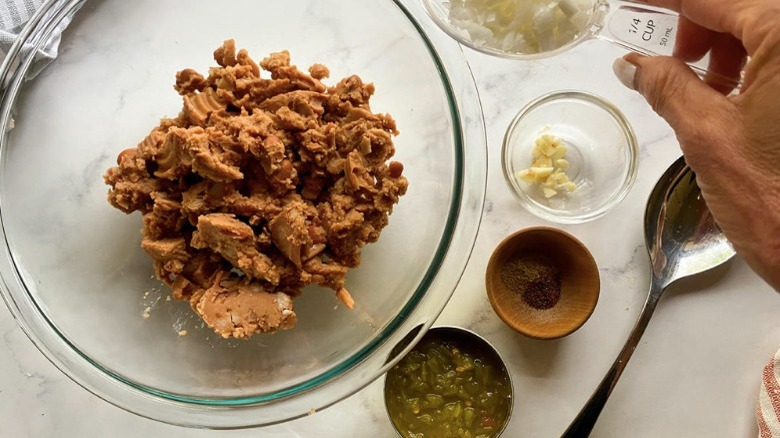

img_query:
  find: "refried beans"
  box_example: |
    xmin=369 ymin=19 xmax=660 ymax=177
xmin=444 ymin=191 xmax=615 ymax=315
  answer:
xmin=104 ymin=40 xmax=407 ymax=339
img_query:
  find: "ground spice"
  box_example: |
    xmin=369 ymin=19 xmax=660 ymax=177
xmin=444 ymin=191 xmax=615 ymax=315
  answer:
xmin=499 ymin=253 xmax=561 ymax=309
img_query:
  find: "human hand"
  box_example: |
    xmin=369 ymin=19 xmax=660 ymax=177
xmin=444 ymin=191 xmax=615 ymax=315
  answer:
xmin=612 ymin=0 xmax=780 ymax=291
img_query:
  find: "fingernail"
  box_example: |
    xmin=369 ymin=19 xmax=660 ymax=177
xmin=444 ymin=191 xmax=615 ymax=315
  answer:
xmin=613 ymin=57 xmax=637 ymax=90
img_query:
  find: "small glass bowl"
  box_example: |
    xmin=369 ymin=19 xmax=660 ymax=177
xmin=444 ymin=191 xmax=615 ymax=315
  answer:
xmin=502 ymin=91 xmax=638 ymax=224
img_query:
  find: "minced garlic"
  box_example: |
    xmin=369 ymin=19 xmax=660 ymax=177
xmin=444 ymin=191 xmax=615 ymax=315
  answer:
xmin=517 ymin=134 xmax=576 ymax=198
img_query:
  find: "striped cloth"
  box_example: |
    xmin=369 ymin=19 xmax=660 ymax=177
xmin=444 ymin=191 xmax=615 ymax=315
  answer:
xmin=758 ymin=350 xmax=780 ymax=437
xmin=0 ymin=0 xmax=73 ymax=63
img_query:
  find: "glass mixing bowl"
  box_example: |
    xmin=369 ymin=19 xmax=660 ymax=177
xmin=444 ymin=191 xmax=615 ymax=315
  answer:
xmin=0 ymin=0 xmax=486 ymax=428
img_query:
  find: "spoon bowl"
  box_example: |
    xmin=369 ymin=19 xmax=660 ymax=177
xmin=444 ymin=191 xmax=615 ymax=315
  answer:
xmin=562 ymin=156 xmax=736 ymax=436
xmin=645 ymin=159 xmax=736 ymax=284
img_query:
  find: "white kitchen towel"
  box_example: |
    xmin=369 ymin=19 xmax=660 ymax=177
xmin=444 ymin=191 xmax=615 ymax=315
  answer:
xmin=758 ymin=349 xmax=780 ymax=437
xmin=0 ymin=0 xmax=74 ymax=63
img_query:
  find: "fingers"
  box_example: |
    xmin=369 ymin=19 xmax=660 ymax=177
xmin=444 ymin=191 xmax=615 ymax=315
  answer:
xmin=635 ymin=0 xmax=778 ymax=54
xmin=613 ymin=53 xmax=733 ymax=149
xmin=705 ymin=33 xmax=747 ymax=94
xmin=671 ymin=19 xmax=745 ymax=94
xmin=671 ymin=16 xmax=744 ymax=95
xmin=634 ymin=0 xmax=682 ymax=13
xmin=673 ymin=16 xmax=714 ymax=61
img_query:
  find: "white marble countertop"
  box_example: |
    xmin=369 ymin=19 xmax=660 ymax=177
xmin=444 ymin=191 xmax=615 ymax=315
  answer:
xmin=3 ymin=8 xmax=780 ymax=438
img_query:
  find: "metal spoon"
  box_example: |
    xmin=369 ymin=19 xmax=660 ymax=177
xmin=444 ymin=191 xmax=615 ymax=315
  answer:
xmin=561 ymin=156 xmax=736 ymax=437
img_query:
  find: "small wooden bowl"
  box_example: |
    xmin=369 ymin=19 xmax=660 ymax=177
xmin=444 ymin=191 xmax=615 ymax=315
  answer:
xmin=485 ymin=227 xmax=600 ymax=340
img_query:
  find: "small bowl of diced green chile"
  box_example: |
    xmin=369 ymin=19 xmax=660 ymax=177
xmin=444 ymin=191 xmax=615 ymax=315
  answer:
xmin=384 ymin=327 xmax=513 ymax=438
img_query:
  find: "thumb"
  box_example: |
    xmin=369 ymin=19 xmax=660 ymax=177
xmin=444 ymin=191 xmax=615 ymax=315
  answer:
xmin=612 ymin=53 xmax=731 ymax=139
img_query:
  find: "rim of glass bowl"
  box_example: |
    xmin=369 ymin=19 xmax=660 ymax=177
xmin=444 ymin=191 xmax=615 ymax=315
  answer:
xmin=501 ymin=90 xmax=638 ymax=224
xmin=0 ymin=0 xmax=487 ymax=429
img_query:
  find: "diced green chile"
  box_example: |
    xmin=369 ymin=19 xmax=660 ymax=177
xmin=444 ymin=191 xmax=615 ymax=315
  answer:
xmin=386 ymin=338 xmax=511 ymax=438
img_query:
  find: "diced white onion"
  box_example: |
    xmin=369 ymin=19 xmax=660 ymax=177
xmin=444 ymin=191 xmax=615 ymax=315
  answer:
xmin=447 ymin=0 xmax=595 ymax=55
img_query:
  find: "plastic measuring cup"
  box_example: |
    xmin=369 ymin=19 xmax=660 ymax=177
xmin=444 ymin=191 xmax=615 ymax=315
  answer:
xmin=422 ymin=0 xmax=741 ymax=87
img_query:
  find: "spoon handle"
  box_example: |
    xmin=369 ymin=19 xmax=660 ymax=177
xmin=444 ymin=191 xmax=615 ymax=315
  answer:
xmin=561 ymin=279 xmax=665 ymax=437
